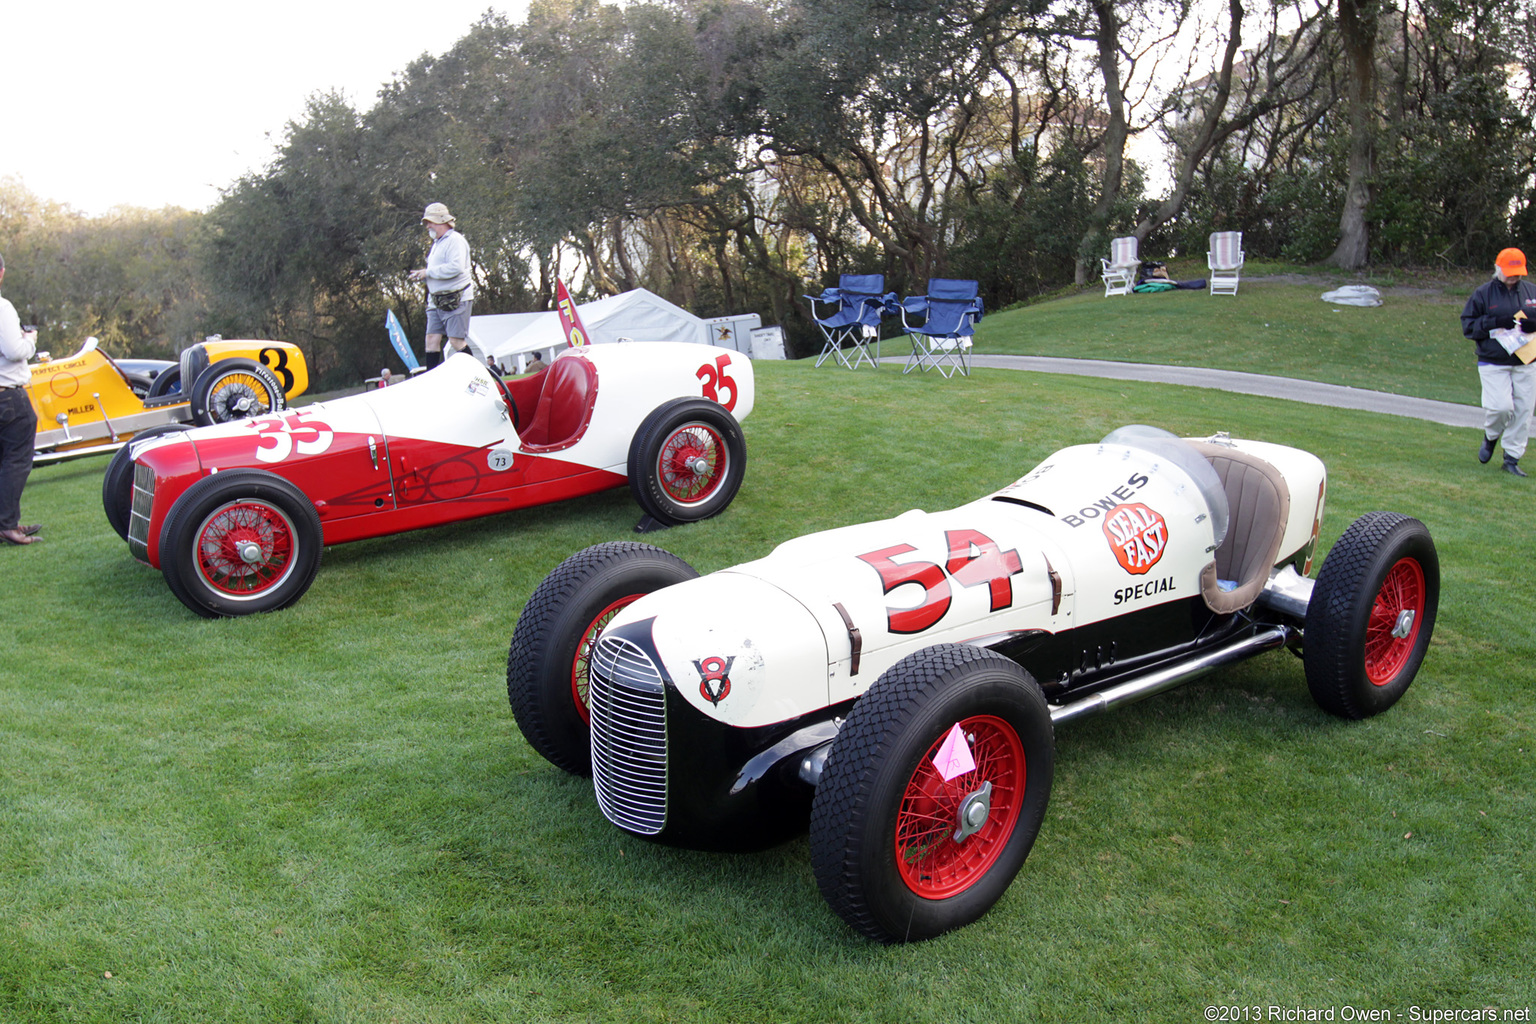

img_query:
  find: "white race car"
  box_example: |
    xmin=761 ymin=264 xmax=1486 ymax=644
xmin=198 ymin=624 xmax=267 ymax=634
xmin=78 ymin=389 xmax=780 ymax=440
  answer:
xmin=111 ymin=343 xmax=752 ymax=617
xmin=507 ymin=426 xmax=1438 ymax=942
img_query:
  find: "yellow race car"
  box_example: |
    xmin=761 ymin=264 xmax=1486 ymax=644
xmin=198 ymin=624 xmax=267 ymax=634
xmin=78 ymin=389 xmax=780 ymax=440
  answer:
xmin=28 ymin=336 xmax=309 ymax=464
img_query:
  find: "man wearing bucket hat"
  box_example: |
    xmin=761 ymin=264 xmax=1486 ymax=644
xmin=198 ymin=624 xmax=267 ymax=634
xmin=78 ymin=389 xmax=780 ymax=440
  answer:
xmin=1461 ymin=247 xmax=1536 ymax=477
xmin=409 ymin=202 xmax=475 ymax=369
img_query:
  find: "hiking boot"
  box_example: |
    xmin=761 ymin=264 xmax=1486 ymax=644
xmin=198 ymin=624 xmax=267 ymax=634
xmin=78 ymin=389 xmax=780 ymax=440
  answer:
xmin=1479 ymin=436 xmax=1497 ymax=463
xmin=1503 ymin=457 xmax=1528 ymax=478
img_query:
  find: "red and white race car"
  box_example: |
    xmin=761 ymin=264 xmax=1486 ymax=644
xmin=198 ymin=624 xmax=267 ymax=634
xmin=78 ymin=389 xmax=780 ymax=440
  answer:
xmin=110 ymin=343 xmax=753 ymax=617
xmin=508 ymin=426 xmax=1438 ymax=942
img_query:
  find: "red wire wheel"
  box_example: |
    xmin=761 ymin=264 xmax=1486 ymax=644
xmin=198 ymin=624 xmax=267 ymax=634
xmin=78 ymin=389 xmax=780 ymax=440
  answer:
xmin=569 ymin=595 xmax=644 ymax=724
xmin=193 ymin=499 xmax=299 ymax=597
xmin=656 ymin=421 xmax=727 ymax=506
xmin=1305 ymin=511 xmax=1440 ymax=719
xmin=810 ymin=645 xmax=1054 ymax=943
xmin=158 ymin=469 xmax=323 ymax=619
xmin=894 ymin=714 xmax=1026 ymax=899
xmin=628 ymin=398 xmax=746 ymax=526
xmin=1364 ymin=557 xmax=1427 ymax=686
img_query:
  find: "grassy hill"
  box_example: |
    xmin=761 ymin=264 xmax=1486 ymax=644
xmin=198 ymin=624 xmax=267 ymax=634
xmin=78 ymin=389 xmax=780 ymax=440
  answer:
xmin=974 ymin=262 xmax=1483 ymax=406
xmin=2 ymin=277 xmax=1531 ymax=1022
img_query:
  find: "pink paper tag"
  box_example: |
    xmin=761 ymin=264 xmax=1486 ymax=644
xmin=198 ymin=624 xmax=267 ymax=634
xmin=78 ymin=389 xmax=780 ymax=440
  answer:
xmin=932 ymin=723 xmax=976 ymax=782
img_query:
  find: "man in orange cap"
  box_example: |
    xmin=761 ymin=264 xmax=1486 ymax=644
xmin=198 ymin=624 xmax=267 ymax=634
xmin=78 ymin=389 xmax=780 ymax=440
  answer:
xmin=1461 ymin=247 xmax=1536 ymax=477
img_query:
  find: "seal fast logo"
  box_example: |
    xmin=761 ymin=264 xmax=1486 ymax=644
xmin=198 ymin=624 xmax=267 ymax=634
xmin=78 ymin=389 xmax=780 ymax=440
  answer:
xmin=1102 ymin=502 xmax=1168 ymax=575
xmin=694 ymin=656 xmax=734 ymax=705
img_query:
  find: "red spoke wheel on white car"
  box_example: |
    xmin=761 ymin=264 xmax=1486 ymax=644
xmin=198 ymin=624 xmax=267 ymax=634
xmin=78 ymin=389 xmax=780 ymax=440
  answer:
xmin=810 ymin=644 xmax=1054 ymax=943
xmin=159 ymin=469 xmax=323 ymax=618
xmin=508 ymin=542 xmax=699 ymax=775
xmin=188 ymin=358 xmax=286 ymax=427
xmin=102 ymin=423 xmax=193 ymax=541
xmin=1304 ymin=511 xmax=1439 ymax=719
xmin=627 ymin=398 xmax=746 ymax=526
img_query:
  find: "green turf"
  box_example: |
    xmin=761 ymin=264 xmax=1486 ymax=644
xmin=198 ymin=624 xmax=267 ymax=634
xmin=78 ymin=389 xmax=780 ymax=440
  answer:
xmin=2 ymin=340 xmax=1532 ymax=1021
xmin=975 ymin=263 xmax=1484 ymax=406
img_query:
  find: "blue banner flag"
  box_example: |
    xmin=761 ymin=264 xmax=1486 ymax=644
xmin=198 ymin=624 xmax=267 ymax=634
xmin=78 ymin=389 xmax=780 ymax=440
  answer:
xmin=386 ymin=310 xmax=421 ymax=371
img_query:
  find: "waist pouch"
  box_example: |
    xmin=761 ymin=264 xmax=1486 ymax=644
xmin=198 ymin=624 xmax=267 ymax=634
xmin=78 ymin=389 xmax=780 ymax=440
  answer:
xmin=432 ymin=287 xmax=466 ymax=312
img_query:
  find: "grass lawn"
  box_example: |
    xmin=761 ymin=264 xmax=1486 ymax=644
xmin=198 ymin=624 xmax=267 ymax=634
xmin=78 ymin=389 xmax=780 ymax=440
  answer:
xmin=3 ymin=304 xmax=1533 ymax=1021
xmin=975 ymin=262 xmax=1484 ymax=406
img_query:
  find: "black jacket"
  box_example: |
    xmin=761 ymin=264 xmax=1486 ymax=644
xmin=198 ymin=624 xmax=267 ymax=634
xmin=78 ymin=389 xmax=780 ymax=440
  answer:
xmin=1462 ymin=276 xmax=1536 ymax=365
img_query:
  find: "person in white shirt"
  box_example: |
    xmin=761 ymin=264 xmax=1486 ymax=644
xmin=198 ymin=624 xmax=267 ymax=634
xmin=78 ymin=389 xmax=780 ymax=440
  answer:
xmin=409 ymin=203 xmax=475 ymax=369
xmin=0 ymin=252 xmax=42 ymax=545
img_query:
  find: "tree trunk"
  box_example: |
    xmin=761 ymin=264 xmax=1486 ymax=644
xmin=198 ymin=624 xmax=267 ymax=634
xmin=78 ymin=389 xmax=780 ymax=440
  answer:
xmin=1328 ymin=0 xmax=1377 ymax=270
xmin=1075 ymin=0 xmax=1130 ymax=286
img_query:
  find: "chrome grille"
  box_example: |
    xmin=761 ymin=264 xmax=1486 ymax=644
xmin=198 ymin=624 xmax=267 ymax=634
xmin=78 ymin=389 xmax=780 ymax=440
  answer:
xmin=127 ymin=462 xmax=156 ymax=562
xmin=589 ymin=634 xmax=667 ymax=835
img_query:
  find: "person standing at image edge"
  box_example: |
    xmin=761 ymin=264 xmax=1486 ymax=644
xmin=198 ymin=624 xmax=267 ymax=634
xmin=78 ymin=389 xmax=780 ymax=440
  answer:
xmin=409 ymin=203 xmax=475 ymax=369
xmin=1462 ymin=247 xmax=1536 ymax=477
xmin=0 ymin=252 xmax=43 ymax=545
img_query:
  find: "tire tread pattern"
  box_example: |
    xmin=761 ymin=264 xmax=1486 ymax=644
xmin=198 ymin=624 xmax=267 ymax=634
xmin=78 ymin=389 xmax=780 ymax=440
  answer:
xmin=1304 ymin=511 xmax=1438 ymax=719
xmin=810 ymin=644 xmax=1051 ymax=943
xmin=508 ymin=541 xmax=697 ymax=775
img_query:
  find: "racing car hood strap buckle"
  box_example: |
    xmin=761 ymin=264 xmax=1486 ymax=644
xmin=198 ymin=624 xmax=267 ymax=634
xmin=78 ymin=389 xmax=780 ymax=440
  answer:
xmin=1043 ymin=555 xmax=1062 ymax=615
xmin=833 ymin=602 xmax=862 ymax=676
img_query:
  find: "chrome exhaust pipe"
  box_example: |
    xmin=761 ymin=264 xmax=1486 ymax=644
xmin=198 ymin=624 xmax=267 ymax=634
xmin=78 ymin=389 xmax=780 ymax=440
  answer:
xmin=1049 ymin=624 xmax=1293 ymax=726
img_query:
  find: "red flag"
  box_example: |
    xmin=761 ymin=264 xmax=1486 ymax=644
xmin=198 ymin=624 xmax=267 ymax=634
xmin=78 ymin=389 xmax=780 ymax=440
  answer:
xmin=554 ymin=280 xmax=589 ymax=348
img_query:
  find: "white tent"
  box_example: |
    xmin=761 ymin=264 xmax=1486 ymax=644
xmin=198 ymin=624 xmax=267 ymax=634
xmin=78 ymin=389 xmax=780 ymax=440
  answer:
xmin=468 ymin=288 xmax=767 ymax=371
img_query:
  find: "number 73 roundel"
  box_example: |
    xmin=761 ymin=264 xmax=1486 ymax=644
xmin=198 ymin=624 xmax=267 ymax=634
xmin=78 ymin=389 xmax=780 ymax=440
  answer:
xmin=856 ymin=529 xmax=1024 ymax=634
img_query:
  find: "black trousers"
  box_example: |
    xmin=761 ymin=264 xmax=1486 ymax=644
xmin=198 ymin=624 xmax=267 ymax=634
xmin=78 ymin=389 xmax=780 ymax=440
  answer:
xmin=0 ymin=387 xmax=38 ymax=530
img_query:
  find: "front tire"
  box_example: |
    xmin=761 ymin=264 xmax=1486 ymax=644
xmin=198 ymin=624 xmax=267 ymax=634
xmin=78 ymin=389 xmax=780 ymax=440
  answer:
xmin=627 ymin=398 xmax=746 ymax=526
xmin=159 ymin=469 xmax=323 ymax=618
xmin=1304 ymin=512 xmax=1439 ymax=719
xmin=188 ymin=358 xmax=286 ymax=426
xmin=810 ymin=644 xmax=1054 ymax=943
xmin=508 ymin=542 xmax=699 ymax=775
xmin=102 ymin=423 xmax=193 ymax=541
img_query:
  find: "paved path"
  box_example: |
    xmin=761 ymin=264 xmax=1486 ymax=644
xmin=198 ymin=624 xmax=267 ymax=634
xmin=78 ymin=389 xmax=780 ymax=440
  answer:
xmin=947 ymin=354 xmax=1482 ymax=429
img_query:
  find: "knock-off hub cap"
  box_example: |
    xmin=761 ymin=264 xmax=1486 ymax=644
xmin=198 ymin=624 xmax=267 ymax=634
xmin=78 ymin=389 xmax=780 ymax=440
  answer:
xmin=952 ymin=780 xmax=993 ymax=842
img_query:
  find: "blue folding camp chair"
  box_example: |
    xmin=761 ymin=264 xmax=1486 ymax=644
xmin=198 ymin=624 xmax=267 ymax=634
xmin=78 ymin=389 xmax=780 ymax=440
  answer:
xmin=899 ymin=278 xmax=984 ymax=378
xmin=803 ymin=274 xmax=891 ymax=369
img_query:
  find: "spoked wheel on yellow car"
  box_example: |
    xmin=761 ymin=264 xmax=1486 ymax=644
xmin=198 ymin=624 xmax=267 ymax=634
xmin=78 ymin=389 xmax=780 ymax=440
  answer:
xmin=188 ymin=358 xmax=286 ymax=427
xmin=159 ymin=469 xmax=323 ymax=618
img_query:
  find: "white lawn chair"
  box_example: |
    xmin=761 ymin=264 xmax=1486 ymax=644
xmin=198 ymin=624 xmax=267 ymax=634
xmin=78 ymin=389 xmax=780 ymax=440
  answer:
xmin=1100 ymin=236 xmax=1139 ymax=297
xmin=1208 ymin=232 xmax=1245 ymax=296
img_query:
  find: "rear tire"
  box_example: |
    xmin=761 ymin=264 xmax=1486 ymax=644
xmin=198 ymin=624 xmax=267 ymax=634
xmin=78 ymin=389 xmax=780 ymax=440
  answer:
xmin=1304 ymin=512 xmax=1438 ymax=719
xmin=189 ymin=358 xmax=286 ymax=426
xmin=810 ymin=644 xmax=1054 ymax=943
xmin=627 ymin=398 xmax=746 ymax=526
xmin=508 ymin=542 xmax=699 ymax=774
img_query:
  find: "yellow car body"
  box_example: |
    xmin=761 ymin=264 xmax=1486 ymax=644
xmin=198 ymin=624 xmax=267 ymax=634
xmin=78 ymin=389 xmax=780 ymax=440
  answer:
xmin=29 ymin=337 xmax=308 ymax=463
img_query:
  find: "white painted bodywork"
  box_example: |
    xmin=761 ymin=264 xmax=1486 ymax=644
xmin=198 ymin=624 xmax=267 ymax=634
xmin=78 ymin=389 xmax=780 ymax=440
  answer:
xmin=612 ymin=435 xmax=1326 ymax=729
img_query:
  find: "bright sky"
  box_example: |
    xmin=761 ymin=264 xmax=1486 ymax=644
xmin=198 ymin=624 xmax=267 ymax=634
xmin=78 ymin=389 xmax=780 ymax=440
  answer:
xmin=5 ymin=1 xmax=530 ymax=216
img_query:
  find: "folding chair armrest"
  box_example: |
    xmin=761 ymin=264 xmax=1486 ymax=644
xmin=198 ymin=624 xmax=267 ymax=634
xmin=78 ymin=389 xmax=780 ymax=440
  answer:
xmin=898 ymin=296 xmax=930 ymax=331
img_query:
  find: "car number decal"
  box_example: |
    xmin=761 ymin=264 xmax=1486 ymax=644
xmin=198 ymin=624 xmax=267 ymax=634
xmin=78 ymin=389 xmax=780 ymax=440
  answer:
xmin=696 ymin=354 xmax=739 ymax=412
xmin=258 ymin=346 xmax=296 ymax=393
xmin=856 ymin=529 xmax=1025 ymax=635
xmin=249 ymin=410 xmax=335 ymax=464
xmin=487 ymin=447 xmax=516 ymax=472
xmin=1101 ymin=502 xmax=1168 ymax=575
